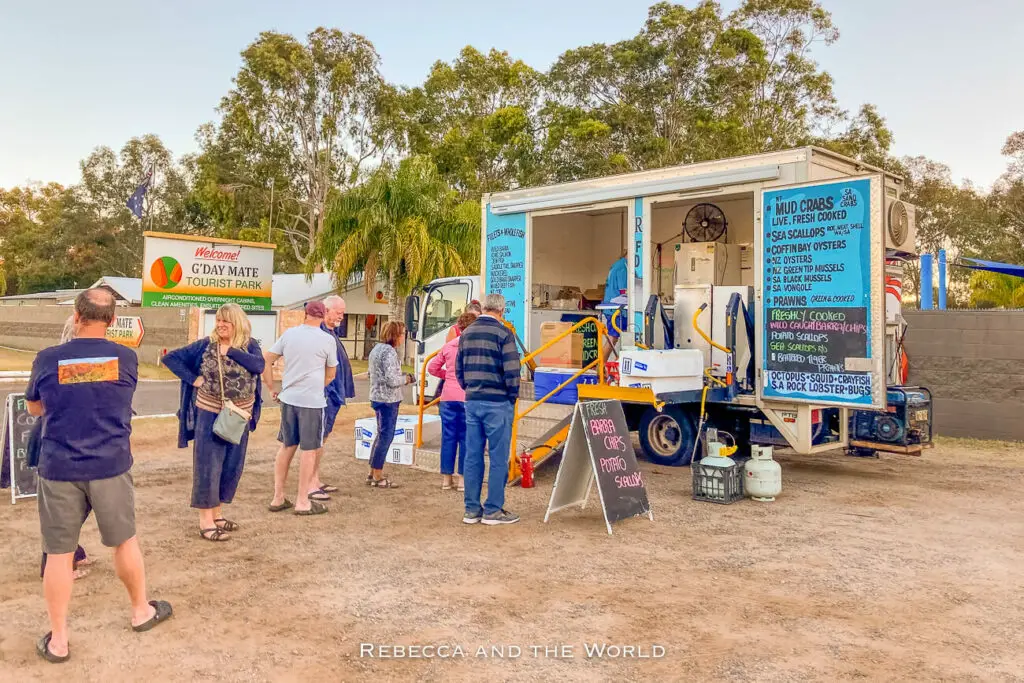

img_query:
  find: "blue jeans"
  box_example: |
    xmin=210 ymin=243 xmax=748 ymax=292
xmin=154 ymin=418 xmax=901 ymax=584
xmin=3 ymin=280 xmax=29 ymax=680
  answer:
xmin=464 ymin=401 xmax=513 ymax=516
xmin=369 ymin=401 xmax=400 ymax=470
xmin=439 ymin=401 xmax=467 ymax=476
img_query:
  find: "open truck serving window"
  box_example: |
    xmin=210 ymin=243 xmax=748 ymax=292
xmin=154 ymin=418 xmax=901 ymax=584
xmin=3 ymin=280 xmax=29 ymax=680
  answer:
xmin=409 ymin=147 xmax=922 ymax=465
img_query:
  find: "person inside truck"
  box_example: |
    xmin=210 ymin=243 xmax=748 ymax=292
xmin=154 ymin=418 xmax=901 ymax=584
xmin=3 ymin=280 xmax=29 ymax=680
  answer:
xmin=599 ymin=250 xmax=629 ymax=365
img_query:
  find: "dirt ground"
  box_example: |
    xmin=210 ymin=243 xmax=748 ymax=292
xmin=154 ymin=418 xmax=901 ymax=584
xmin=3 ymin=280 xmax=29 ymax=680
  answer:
xmin=1 ymin=406 xmax=1022 ymax=682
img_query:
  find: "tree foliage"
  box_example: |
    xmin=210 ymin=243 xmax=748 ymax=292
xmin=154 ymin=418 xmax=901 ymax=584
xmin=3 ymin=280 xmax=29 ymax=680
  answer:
xmin=402 ymin=47 xmax=544 ymax=196
xmin=0 ymin=136 xmax=193 ymax=293
xmin=202 ymin=28 xmax=402 ymax=266
xmin=3 ymin=3 xmax=1024 ymax=312
xmin=311 ymin=156 xmax=480 ymax=320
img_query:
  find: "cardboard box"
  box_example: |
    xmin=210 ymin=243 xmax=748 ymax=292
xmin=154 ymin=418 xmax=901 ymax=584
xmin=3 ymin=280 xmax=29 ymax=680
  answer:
xmin=536 ymin=322 xmax=584 ymax=369
xmin=354 ymin=414 xmax=440 ymax=446
xmin=355 ymin=440 xmax=415 ymax=466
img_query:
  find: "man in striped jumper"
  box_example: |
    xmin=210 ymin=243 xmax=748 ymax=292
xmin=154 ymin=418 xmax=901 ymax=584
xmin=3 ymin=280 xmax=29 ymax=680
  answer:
xmin=455 ymin=293 xmax=521 ymax=525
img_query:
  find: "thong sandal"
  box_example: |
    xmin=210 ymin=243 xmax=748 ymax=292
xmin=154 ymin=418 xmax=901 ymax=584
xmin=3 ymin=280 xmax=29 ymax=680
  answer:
xmin=200 ymin=528 xmax=231 ymax=542
xmin=295 ymin=501 xmax=328 ymax=516
xmin=320 ymin=484 xmax=339 ymax=493
xmin=36 ymin=632 xmax=69 ymax=664
xmin=371 ymin=478 xmax=399 ymax=489
xmin=214 ymin=518 xmax=240 ymax=532
xmin=365 ymin=475 xmax=374 ymax=486
xmin=308 ymin=489 xmax=330 ymax=502
xmin=132 ymin=600 xmax=174 ymax=632
xmin=268 ymin=499 xmax=293 ymax=512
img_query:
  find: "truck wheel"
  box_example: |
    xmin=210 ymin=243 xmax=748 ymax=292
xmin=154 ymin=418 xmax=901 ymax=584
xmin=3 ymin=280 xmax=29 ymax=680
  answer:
xmin=639 ymin=405 xmax=698 ymax=466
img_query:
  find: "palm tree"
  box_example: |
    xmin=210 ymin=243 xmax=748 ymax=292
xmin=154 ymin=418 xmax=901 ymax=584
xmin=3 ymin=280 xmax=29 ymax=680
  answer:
xmin=969 ymin=271 xmax=1024 ymax=308
xmin=311 ymin=155 xmax=480 ymax=323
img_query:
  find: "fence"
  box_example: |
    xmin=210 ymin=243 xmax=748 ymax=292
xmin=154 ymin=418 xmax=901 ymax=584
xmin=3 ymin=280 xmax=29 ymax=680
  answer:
xmin=903 ymin=310 xmax=1024 ymax=441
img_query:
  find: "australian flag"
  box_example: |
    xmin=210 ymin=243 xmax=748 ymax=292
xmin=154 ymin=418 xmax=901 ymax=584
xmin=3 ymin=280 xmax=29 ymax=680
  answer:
xmin=126 ymin=167 xmax=153 ymax=219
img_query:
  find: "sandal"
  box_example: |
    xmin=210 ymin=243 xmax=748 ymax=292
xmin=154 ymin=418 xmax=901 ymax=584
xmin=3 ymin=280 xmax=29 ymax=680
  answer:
xmin=268 ymin=499 xmax=293 ymax=512
xmin=200 ymin=528 xmax=231 ymax=542
xmin=320 ymin=484 xmax=339 ymax=493
xmin=214 ymin=518 xmax=239 ymax=532
xmin=308 ymin=489 xmax=330 ymax=502
xmin=132 ymin=600 xmax=174 ymax=632
xmin=371 ymin=478 xmax=399 ymax=489
xmin=295 ymin=501 xmax=328 ymax=516
xmin=365 ymin=474 xmax=374 ymax=486
xmin=37 ymin=632 xmax=69 ymax=664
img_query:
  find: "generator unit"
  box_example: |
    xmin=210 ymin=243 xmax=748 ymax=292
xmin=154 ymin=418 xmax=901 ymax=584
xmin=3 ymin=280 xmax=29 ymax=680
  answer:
xmin=849 ymin=387 xmax=933 ymax=456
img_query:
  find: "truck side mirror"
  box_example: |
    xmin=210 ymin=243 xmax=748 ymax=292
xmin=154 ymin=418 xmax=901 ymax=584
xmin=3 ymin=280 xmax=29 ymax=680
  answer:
xmin=405 ymin=295 xmax=420 ymax=340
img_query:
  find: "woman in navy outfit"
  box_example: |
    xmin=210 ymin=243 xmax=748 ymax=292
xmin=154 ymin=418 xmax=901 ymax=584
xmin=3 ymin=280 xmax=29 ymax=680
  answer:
xmin=162 ymin=303 xmax=265 ymax=542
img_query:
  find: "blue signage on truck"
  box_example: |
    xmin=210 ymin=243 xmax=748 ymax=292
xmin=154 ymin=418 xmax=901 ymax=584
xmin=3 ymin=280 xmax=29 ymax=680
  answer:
xmin=761 ymin=178 xmax=875 ymax=406
xmin=484 ymin=206 xmax=527 ymax=338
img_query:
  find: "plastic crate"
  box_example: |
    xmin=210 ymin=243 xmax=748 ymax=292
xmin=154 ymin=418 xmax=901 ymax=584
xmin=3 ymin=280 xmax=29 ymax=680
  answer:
xmin=692 ymin=460 xmax=744 ymax=504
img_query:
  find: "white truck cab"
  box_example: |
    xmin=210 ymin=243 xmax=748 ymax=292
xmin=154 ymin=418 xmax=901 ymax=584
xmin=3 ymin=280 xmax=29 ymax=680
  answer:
xmin=406 ymin=276 xmax=480 ymax=399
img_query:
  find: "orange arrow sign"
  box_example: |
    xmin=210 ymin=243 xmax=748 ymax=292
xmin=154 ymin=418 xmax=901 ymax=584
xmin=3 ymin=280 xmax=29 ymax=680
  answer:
xmin=106 ymin=316 xmax=146 ymax=348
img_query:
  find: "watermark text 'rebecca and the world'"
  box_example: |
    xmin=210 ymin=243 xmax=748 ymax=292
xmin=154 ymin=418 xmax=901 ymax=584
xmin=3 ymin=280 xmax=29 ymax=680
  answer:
xmin=360 ymin=643 xmax=666 ymax=660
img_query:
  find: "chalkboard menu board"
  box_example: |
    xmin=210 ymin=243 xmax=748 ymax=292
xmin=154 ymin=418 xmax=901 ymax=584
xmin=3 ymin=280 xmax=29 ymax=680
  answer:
xmin=544 ymin=399 xmax=652 ymax=534
xmin=761 ymin=177 xmax=883 ymax=408
xmin=1 ymin=393 xmax=39 ymax=502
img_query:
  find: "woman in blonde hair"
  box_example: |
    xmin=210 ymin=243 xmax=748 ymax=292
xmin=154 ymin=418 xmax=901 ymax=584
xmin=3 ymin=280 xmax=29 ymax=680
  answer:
xmin=162 ymin=303 xmax=265 ymax=541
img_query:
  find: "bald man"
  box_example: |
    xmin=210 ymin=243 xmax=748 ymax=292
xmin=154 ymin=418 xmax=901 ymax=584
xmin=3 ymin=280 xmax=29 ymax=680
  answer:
xmin=308 ymin=295 xmax=355 ymax=499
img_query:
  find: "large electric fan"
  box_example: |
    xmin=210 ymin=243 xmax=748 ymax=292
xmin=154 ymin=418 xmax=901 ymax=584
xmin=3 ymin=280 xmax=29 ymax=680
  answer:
xmin=684 ymin=203 xmax=728 ymax=242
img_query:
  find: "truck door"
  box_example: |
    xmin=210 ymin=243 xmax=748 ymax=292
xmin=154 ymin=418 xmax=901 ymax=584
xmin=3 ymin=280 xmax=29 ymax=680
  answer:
xmin=414 ymin=278 xmax=475 ymax=400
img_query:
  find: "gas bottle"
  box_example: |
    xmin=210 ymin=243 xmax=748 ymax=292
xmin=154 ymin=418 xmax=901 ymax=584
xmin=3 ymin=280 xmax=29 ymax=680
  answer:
xmin=744 ymin=445 xmax=782 ymax=501
xmin=519 ymin=453 xmax=535 ymax=488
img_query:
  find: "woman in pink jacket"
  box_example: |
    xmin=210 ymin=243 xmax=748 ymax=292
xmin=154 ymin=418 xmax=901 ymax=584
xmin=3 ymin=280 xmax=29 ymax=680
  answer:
xmin=428 ymin=311 xmax=478 ymax=491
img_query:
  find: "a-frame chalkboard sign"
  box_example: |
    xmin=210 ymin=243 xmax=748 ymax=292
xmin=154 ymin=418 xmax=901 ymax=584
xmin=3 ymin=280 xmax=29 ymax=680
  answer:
xmin=543 ymin=399 xmax=653 ymax=535
xmin=1 ymin=393 xmax=39 ymax=503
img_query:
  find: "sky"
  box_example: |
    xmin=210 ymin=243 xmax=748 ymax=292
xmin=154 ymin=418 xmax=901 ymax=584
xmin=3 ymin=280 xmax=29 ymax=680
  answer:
xmin=1 ymin=0 xmax=1021 ymax=190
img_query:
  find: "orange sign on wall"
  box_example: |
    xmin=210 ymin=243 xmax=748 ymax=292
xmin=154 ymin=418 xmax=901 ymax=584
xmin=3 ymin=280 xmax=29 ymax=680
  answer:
xmin=106 ymin=316 xmax=146 ymax=348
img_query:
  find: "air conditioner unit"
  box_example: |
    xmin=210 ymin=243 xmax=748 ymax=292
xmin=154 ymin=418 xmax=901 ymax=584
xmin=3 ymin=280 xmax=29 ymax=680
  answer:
xmin=884 ymin=198 xmax=917 ymax=256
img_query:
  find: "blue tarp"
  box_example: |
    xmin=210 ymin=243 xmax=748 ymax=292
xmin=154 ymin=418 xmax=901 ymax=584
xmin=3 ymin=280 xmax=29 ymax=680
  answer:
xmin=958 ymin=257 xmax=1024 ymax=278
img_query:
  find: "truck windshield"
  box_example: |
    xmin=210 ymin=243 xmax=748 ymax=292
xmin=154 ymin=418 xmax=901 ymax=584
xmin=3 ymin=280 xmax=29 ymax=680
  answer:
xmin=423 ymin=281 xmax=470 ymax=339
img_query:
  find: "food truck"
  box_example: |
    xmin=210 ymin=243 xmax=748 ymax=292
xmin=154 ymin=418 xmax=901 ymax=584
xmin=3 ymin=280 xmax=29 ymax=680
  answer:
xmin=407 ymin=147 xmax=921 ymax=464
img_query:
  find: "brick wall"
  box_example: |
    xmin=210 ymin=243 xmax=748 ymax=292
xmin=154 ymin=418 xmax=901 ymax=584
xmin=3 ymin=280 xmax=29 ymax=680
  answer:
xmin=903 ymin=310 xmax=1024 ymax=441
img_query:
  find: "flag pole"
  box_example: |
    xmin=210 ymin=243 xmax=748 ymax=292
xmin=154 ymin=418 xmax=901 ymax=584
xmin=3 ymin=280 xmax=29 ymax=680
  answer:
xmin=148 ymin=163 xmax=156 ymax=232
xmin=268 ymin=177 xmax=274 ymax=242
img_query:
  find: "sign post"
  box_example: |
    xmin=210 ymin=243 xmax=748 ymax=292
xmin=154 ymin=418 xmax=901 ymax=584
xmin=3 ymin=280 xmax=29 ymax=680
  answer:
xmin=758 ymin=176 xmax=885 ymax=410
xmin=1 ymin=393 xmax=39 ymax=503
xmin=141 ymin=232 xmax=276 ymax=311
xmin=544 ymin=399 xmax=652 ymax=534
xmin=106 ymin=316 xmax=145 ymax=348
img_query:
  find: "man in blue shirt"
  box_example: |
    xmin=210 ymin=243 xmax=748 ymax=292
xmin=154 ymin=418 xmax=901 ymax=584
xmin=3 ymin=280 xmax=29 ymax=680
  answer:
xmin=27 ymin=289 xmax=172 ymax=663
xmin=309 ymin=295 xmax=355 ymax=500
xmin=600 ymin=250 xmax=629 ymax=365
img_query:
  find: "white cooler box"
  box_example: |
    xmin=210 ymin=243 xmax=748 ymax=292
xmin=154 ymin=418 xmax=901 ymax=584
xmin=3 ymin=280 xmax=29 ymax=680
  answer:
xmin=354 ymin=414 xmax=441 ymax=466
xmin=619 ymin=348 xmax=704 ymax=394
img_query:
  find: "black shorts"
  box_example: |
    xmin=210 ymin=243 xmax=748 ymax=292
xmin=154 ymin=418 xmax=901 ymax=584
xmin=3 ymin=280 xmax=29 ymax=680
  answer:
xmin=277 ymin=403 xmax=325 ymax=451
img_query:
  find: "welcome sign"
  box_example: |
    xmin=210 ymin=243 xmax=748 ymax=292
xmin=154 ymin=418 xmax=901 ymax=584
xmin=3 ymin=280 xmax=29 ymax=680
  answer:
xmin=142 ymin=232 xmax=275 ymax=311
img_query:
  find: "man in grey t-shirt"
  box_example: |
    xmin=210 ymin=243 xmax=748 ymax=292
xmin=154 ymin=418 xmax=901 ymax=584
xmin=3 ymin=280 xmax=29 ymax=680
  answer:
xmin=263 ymin=301 xmax=338 ymax=515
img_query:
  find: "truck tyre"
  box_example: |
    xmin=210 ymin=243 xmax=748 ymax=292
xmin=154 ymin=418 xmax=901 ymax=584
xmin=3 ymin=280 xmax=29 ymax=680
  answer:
xmin=639 ymin=405 xmax=698 ymax=466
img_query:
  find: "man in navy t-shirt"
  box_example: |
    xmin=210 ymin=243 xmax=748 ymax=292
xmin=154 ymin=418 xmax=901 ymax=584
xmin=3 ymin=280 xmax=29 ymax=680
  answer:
xmin=26 ymin=289 xmax=172 ymax=663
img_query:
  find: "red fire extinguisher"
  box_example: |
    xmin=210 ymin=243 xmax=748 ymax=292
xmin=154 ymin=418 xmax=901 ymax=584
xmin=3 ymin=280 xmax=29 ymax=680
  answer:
xmin=519 ymin=453 xmax=535 ymax=488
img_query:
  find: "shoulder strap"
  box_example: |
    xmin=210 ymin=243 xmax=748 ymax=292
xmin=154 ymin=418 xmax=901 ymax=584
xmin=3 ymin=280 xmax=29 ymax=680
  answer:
xmin=216 ymin=344 xmax=226 ymax=401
